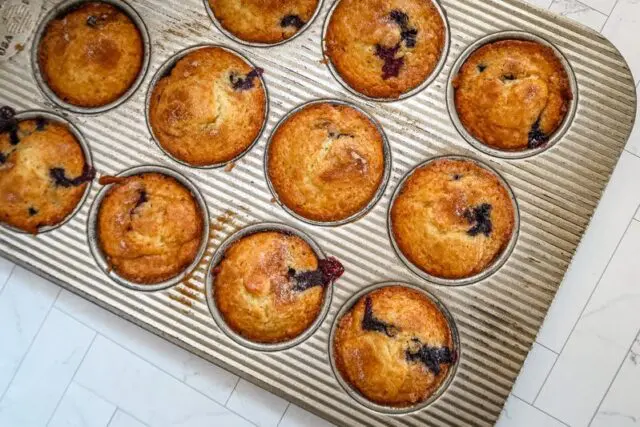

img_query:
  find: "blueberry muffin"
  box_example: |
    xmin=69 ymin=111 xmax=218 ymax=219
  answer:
xmin=334 ymin=286 xmax=455 ymax=407
xmin=267 ymin=102 xmax=385 ymax=222
xmin=149 ymin=47 xmax=266 ymax=166
xmin=213 ymin=231 xmax=344 ymax=343
xmin=0 ymin=110 xmax=94 ymax=234
xmin=97 ymin=173 xmax=204 ymax=284
xmin=324 ymin=0 xmax=446 ymax=99
xmin=38 ymin=2 xmax=144 ymax=108
xmin=453 ymin=40 xmax=572 ymax=151
xmin=391 ymin=158 xmax=515 ymax=280
xmin=208 ymin=0 xmax=320 ymax=44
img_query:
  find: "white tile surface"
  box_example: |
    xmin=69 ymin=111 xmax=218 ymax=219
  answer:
xmin=592 ymin=336 xmax=640 ymax=427
xmin=536 ymin=221 xmax=640 ymax=426
xmin=0 ymin=309 xmax=94 ymax=427
xmin=226 ymin=380 xmax=288 ymax=427
xmin=0 ymin=258 xmax=14 ymax=293
xmin=74 ymin=336 xmax=253 ymax=427
xmin=497 ymin=395 xmax=566 ymax=427
xmin=279 ymin=404 xmax=335 ymax=427
xmin=56 ymin=290 xmax=239 ymax=405
xmin=549 ymin=0 xmax=608 ymax=31
xmin=578 ymin=0 xmax=618 ymax=14
xmin=537 ymin=151 xmax=640 ymax=352
xmin=108 ymin=411 xmax=148 ymax=427
xmin=602 ymin=0 xmax=640 ymax=84
xmin=49 ymin=382 xmax=116 ymax=427
xmin=0 ymin=266 xmax=60 ymax=396
xmin=512 ymin=343 xmax=558 ymax=404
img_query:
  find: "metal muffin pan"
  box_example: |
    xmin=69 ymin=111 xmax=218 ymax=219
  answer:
xmin=203 ymin=0 xmax=325 ymax=48
xmin=0 ymin=110 xmax=94 ymax=234
xmin=388 ymin=155 xmax=520 ymax=287
xmin=328 ymin=281 xmax=461 ymax=415
xmin=30 ymin=0 xmax=151 ymax=115
xmin=205 ymin=222 xmax=333 ymax=352
xmin=263 ymin=98 xmax=392 ymax=226
xmin=0 ymin=0 xmax=636 ymax=425
xmin=86 ymin=165 xmax=210 ymax=292
xmin=321 ymin=0 xmax=451 ymax=102
xmin=446 ymin=30 xmax=579 ymax=160
xmin=144 ymin=43 xmax=269 ymax=169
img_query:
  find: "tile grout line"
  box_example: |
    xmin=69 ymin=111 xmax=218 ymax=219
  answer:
xmin=598 ymin=0 xmax=620 ymax=31
xmin=534 ymin=340 xmax=560 ymax=355
xmin=105 ymin=407 xmax=118 ymax=427
xmin=0 ymin=263 xmax=17 ymax=298
xmin=45 ymin=329 xmax=99 ymax=427
xmin=276 ymin=402 xmax=291 ymax=427
xmin=0 ymin=286 xmax=61 ymax=403
xmin=511 ymin=394 xmax=570 ymax=426
xmin=587 ymin=327 xmax=640 ymax=426
xmin=95 ymin=334 xmax=258 ymax=427
xmin=224 ymin=377 xmax=241 ymax=406
xmin=533 ymin=217 xmax=635 ymax=406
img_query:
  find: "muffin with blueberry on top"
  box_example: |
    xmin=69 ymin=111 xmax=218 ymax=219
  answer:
xmin=324 ymin=0 xmax=446 ymax=99
xmin=453 ymin=39 xmax=572 ymax=151
xmin=0 ymin=107 xmax=94 ymax=234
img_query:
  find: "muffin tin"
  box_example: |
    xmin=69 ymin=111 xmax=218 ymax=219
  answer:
xmin=0 ymin=0 xmax=636 ymax=425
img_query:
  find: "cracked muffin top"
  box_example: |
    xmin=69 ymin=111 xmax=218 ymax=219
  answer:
xmin=324 ymin=0 xmax=446 ymax=99
xmin=0 ymin=113 xmax=93 ymax=234
xmin=267 ymin=102 xmax=386 ymax=223
xmin=38 ymin=2 xmax=144 ymax=108
xmin=208 ymin=0 xmax=320 ymax=44
xmin=97 ymin=173 xmax=204 ymax=284
xmin=453 ymin=39 xmax=572 ymax=151
xmin=149 ymin=46 xmax=266 ymax=166
xmin=390 ymin=159 xmax=515 ymax=280
xmin=213 ymin=231 xmax=343 ymax=344
xmin=334 ymin=286 xmax=455 ymax=407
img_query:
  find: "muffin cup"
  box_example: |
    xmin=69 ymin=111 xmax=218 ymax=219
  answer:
xmin=264 ymin=98 xmax=391 ymax=226
xmin=30 ymin=0 xmax=151 ymax=115
xmin=145 ymin=44 xmax=269 ymax=169
xmin=0 ymin=110 xmax=95 ymax=234
xmin=205 ymin=222 xmax=333 ymax=352
xmin=328 ymin=281 xmax=461 ymax=415
xmin=203 ymin=0 xmax=324 ymax=47
xmin=321 ymin=0 xmax=451 ymax=102
xmin=86 ymin=165 xmax=210 ymax=292
xmin=388 ymin=155 xmax=520 ymax=286
xmin=446 ymin=30 xmax=579 ymax=159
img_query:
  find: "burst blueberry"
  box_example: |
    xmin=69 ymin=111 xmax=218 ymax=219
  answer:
xmin=464 ymin=203 xmax=493 ymax=237
xmin=361 ymin=296 xmax=398 ymax=337
xmin=280 ymin=14 xmax=305 ymax=29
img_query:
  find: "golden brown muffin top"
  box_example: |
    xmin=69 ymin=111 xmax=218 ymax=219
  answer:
xmin=0 ymin=116 xmax=93 ymax=234
xmin=391 ymin=159 xmax=515 ymax=280
xmin=453 ymin=39 xmax=572 ymax=151
xmin=213 ymin=231 xmax=343 ymax=344
xmin=267 ymin=102 xmax=386 ymax=222
xmin=97 ymin=173 xmax=204 ymax=284
xmin=334 ymin=286 xmax=455 ymax=407
xmin=208 ymin=0 xmax=320 ymax=44
xmin=325 ymin=0 xmax=446 ymax=99
xmin=149 ymin=47 xmax=266 ymax=166
xmin=38 ymin=2 xmax=144 ymax=108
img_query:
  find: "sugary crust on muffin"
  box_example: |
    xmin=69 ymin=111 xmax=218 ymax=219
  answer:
xmin=0 ymin=120 xmax=89 ymax=234
xmin=97 ymin=173 xmax=204 ymax=284
xmin=334 ymin=286 xmax=453 ymax=407
xmin=391 ymin=159 xmax=515 ymax=279
xmin=208 ymin=0 xmax=320 ymax=44
xmin=38 ymin=2 xmax=144 ymax=108
xmin=325 ymin=0 xmax=446 ymax=99
xmin=268 ymin=102 xmax=385 ymax=222
xmin=149 ymin=47 xmax=266 ymax=166
xmin=453 ymin=39 xmax=572 ymax=150
xmin=213 ymin=231 xmax=325 ymax=343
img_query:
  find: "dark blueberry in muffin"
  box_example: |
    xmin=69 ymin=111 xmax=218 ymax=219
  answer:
xmin=361 ymin=296 xmax=398 ymax=337
xmin=375 ymin=44 xmax=404 ymax=80
xmin=528 ymin=119 xmax=548 ymax=149
xmin=0 ymin=152 xmax=5 ymax=164
xmin=35 ymin=117 xmax=48 ymax=131
xmin=477 ymin=64 xmax=487 ymax=73
xmin=389 ymin=10 xmax=409 ymax=26
xmin=28 ymin=207 xmax=38 ymax=216
xmin=464 ymin=203 xmax=492 ymax=237
xmin=0 ymin=106 xmax=16 ymax=121
xmin=502 ymin=73 xmax=516 ymax=81
xmin=86 ymin=15 xmax=98 ymax=27
xmin=405 ymin=338 xmax=454 ymax=375
xmin=401 ymin=28 xmax=418 ymax=48
xmin=132 ymin=189 xmax=148 ymax=212
xmin=230 ymin=68 xmax=264 ymax=91
xmin=8 ymin=122 xmax=19 ymax=145
xmin=50 ymin=164 xmax=96 ymax=187
xmin=280 ymin=14 xmax=305 ymax=29
xmin=289 ymin=257 xmax=344 ymax=291
xmin=389 ymin=10 xmax=418 ymax=48
xmin=452 ymin=173 xmax=462 ymax=181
